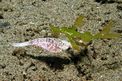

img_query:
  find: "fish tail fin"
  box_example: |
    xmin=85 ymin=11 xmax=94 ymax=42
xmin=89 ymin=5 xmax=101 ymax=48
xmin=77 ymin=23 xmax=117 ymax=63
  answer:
xmin=12 ymin=41 xmax=31 ymax=47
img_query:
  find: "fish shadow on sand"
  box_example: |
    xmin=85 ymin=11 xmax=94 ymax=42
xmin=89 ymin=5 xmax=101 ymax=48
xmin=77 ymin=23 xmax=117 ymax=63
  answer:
xmin=25 ymin=54 xmax=71 ymax=70
xmin=25 ymin=48 xmax=90 ymax=75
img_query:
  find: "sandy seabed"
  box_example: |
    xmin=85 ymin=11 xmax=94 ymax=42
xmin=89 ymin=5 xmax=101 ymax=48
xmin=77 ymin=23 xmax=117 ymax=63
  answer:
xmin=0 ymin=0 xmax=122 ymax=81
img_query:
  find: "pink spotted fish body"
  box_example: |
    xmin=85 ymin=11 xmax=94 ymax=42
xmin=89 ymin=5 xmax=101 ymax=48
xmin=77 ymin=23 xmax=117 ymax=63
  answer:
xmin=12 ymin=38 xmax=71 ymax=53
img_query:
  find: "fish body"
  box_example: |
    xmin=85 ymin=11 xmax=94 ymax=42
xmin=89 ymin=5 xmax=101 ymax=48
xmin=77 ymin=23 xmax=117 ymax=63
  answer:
xmin=12 ymin=38 xmax=71 ymax=53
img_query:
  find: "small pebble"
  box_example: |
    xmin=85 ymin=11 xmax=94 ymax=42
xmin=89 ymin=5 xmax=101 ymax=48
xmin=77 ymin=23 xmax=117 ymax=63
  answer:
xmin=0 ymin=21 xmax=11 ymax=28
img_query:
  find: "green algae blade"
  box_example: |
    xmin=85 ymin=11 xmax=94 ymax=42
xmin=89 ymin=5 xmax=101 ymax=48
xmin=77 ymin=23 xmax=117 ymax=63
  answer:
xmin=94 ymin=33 xmax=121 ymax=39
xmin=73 ymin=15 xmax=85 ymax=28
xmin=94 ymin=20 xmax=121 ymax=39
xmin=66 ymin=34 xmax=81 ymax=52
xmin=79 ymin=32 xmax=93 ymax=42
xmin=100 ymin=20 xmax=114 ymax=34
xmin=50 ymin=25 xmax=60 ymax=37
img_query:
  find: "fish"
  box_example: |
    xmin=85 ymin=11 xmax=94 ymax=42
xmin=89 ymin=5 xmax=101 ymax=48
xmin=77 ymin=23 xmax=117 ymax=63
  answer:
xmin=12 ymin=38 xmax=72 ymax=53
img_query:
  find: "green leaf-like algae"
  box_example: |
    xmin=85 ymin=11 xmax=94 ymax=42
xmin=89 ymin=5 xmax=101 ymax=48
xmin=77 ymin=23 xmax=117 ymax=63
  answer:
xmin=50 ymin=15 xmax=121 ymax=52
